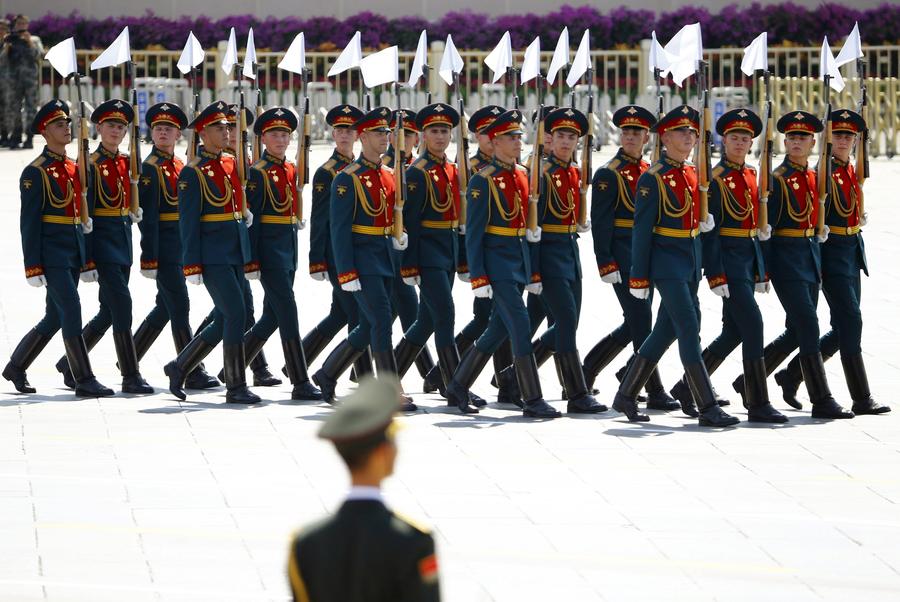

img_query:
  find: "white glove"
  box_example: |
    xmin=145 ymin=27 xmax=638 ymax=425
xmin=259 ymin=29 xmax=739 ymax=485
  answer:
xmin=245 ymin=270 xmax=260 ymax=281
xmin=711 ymin=284 xmax=730 ymax=298
xmin=296 ymin=218 xmax=307 ymax=231
xmin=473 ymin=284 xmax=493 ymax=298
xmin=576 ymin=220 xmax=592 ymax=233
xmin=757 ymin=223 xmax=772 ymax=242
xmin=80 ymin=269 xmax=99 ymax=283
xmin=755 ymin=281 xmax=771 ymax=294
xmin=601 ymin=270 xmax=622 ymax=284
xmin=630 ymin=287 xmax=650 ymax=300
xmin=817 ymin=225 xmax=830 ymax=243
xmin=82 ymin=217 xmax=93 ymax=234
xmin=27 ymin=275 xmax=46 ymax=287
xmin=310 ymin=271 xmax=328 ymax=282
xmin=392 ymin=232 xmax=409 ymax=251
xmin=243 ymin=210 xmax=254 ymax=228
xmin=187 ymin=274 xmax=203 ymax=285
xmin=457 ymin=272 xmax=470 ymax=283
xmin=525 ymin=282 xmax=543 ymax=295
xmin=458 ymin=224 xmax=466 ymax=235
xmin=129 ymin=206 xmax=143 ymax=224
xmin=525 ymin=227 xmax=542 ymax=243
xmin=403 ymin=276 xmax=420 ymax=287
xmin=140 ymin=269 xmax=157 ymax=280
xmin=341 ymin=279 xmax=362 ymax=292
xmin=860 ymin=212 xmax=868 ymax=227
xmin=699 ymin=213 xmax=715 ymax=233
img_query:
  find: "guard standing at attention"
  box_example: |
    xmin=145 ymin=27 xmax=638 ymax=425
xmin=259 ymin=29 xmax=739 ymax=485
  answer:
xmin=163 ymin=101 xmax=259 ymax=404
xmin=3 ymin=100 xmax=112 ymax=397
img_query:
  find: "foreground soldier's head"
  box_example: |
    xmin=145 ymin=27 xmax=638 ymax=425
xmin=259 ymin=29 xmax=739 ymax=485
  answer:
xmin=544 ymin=107 xmax=588 ymax=163
xmin=326 ymin=104 xmax=363 ymax=157
xmin=830 ymin=109 xmax=865 ymax=161
xmin=470 ymin=105 xmax=504 ymax=155
xmin=146 ymin=102 xmax=187 ymax=152
xmin=777 ymin=111 xmax=822 ymax=164
xmin=190 ymin=101 xmax=231 ymax=154
xmin=254 ymin=107 xmax=299 ymax=159
xmin=355 ymin=107 xmax=392 ymax=160
xmin=32 ymin=100 xmax=72 ymax=152
xmin=91 ymin=99 xmax=134 ymax=151
xmin=390 ymin=108 xmax=420 ymax=154
xmin=613 ymin=105 xmax=655 ymax=159
xmin=716 ymin=108 xmax=762 ymax=165
xmin=416 ymin=103 xmax=459 ymax=156
xmin=484 ymin=109 xmax=524 ymax=165
xmin=652 ymin=105 xmax=700 ymax=162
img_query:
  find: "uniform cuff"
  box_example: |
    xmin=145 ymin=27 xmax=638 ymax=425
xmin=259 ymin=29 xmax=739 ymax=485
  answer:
xmin=707 ymin=274 xmax=727 ymax=288
xmin=400 ymin=267 xmax=420 ymax=278
xmin=24 ymin=265 xmax=44 ymax=278
xmin=629 ymin=277 xmax=650 ymax=289
xmin=309 ymin=262 xmax=328 ymax=274
xmin=598 ymin=261 xmax=619 ymax=276
xmin=530 ymin=272 xmax=542 ymax=283
xmin=183 ymin=264 xmax=203 ymax=277
xmin=338 ymin=270 xmax=359 ymax=284
xmin=245 ymin=262 xmax=260 ymax=273
xmin=81 ymin=261 xmax=96 ymax=272
xmin=470 ymin=275 xmax=490 ymax=289
xmin=456 ymin=263 xmax=469 ymax=273
xmin=140 ymin=260 xmax=159 ymax=270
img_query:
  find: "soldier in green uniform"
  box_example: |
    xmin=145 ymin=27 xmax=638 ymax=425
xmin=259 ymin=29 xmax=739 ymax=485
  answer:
xmin=0 ymin=18 xmax=9 ymax=146
xmin=287 ymin=376 xmax=440 ymax=602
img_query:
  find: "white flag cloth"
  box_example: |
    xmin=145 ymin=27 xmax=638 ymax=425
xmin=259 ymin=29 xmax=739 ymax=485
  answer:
xmin=566 ymin=29 xmax=590 ymax=87
xmin=835 ymin=22 xmax=864 ymax=67
xmin=439 ymin=34 xmax=464 ymax=85
xmin=360 ymin=45 xmax=398 ymax=88
xmin=407 ymin=30 xmax=428 ymax=87
xmin=90 ymin=27 xmax=131 ymax=70
xmin=648 ymin=30 xmax=672 ymax=74
xmin=177 ymin=31 xmax=205 ymax=75
xmin=547 ymin=27 xmax=569 ymax=85
xmin=484 ymin=31 xmax=513 ymax=84
xmin=740 ymin=32 xmax=768 ymax=76
xmin=520 ymin=36 xmax=541 ymax=84
xmin=663 ymin=22 xmax=702 ymax=87
xmin=222 ymin=28 xmax=238 ymax=75
xmin=242 ymin=28 xmax=257 ymax=79
xmin=328 ymin=31 xmax=362 ymax=77
xmin=278 ymin=32 xmax=307 ymax=74
xmin=46 ymin=37 xmax=78 ymax=78
xmin=820 ymin=37 xmax=845 ymax=92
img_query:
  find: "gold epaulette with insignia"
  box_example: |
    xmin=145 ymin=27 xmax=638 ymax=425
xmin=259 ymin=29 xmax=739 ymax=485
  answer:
xmin=411 ymin=157 xmax=428 ymax=170
xmin=773 ymin=165 xmax=786 ymax=177
xmin=394 ymin=511 xmax=432 ymax=535
xmin=322 ymin=158 xmax=337 ymax=174
xmin=187 ymin=156 xmax=202 ymax=168
xmin=541 ymin=162 xmax=552 ymax=174
xmin=29 ymin=156 xmax=47 ymax=168
xmin=712 ymin=165 xmax=724 ymax=178
xmin=647 ymin=163 xmax=663 ymax=174
xmin=251 ymin=159 xmax=268 ymax=170
xmin=479 ymin=165 xmax=496 ymax=177
xmin=343 ymin=163 xmax=361 ymax=175
xmin=90 ymin=151 xmax=101 ymax=162
xmin=144 ymin=154 xmax=159 ymax=166
xmin=606 ymin=158 xmax=621 ymax=171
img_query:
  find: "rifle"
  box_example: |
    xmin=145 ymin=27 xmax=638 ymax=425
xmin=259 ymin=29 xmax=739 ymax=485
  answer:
xmin=187 ymin=65 xmax=201 ymax=161
xmin=392 ymin=84 xmax=407 ymax=242
xmin=127 ymin=61 xmax=142 ymax=217
xmin=235 ymin=64 xmax=250 ymax=218
xmin=651 ymin=67 xmax=664 ymax=162
xmin=294 ymin=67 xmax=311 ymax=229
xmin=416 ymin=62 xmax=431 ymax=155
xmin=508 ymin=65 xmax=520 ymax=110
xmin=816 ymin=74 xmax=833 ymax=238
xmin=697 ymin=61 xmax=712 ymax=223
xmin=856 ymin=60 xmax=869 ymax=219
xmin=578 ymin=65 xmax=594 ymax=226
xmin=72 ymin=73 xmax=91 ymax=229
xmin=757 ymin=68 xmax=775 ymax=234
xmin=252 ymin=71 xmax=263 ymax=163
xmin=527 ymin=74 xmax=544 ymax=233
xmin=453 ymin=72 xmax=470 ymax=231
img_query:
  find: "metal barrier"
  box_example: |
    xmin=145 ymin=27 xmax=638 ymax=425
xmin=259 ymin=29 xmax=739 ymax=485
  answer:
xmin=42 ymin=43 xmax=900 ymax=155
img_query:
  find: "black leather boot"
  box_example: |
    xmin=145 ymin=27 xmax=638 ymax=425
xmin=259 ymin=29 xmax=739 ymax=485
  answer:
xmin=490 ymin=339 xmax=514 ymax=388
xmin=223 ymin=344 xmax=260 ymax=404
xmin=64 ymin=337 xmax=114 ymax=397
xmin=744 ymin=358 xmax=788 ymax=423
xmin=515 ymin=355 xmax=561 ymax=418
xmin=446 ymin=346 xmax=490 ymax=414
xmin=312 ymin=340 xmax=364 ymax=404
xmin=373 ymin=349 xmax=417 ymax=411
xmin=701 ymin=349 xmax=730 ymax=406
xmin=250 ymin=346 xmax=281 ymax=387
xmin=773 ymin=353 xmax=805 ymax=410
xmin=173 ymin=329 xmax=219 ymax=390
xmin=352 ymin=349 xmax=374 ymax=382
xmin=164 ymin=335 xmax=216 ymax=400
xmin=132 ymin=320 xmax=164 ymax=361
xmin=436 ymin=344 xmax=460 ymax=396
xmin=559 ymin=351 xmax=607 ymax=414
xmin=644 ymin=368 xmax=680 ymax=411
xmin=669 ymin=377 xmax=699 ymax=417
xmin=841 ymin=353 xmax=890 ymax=415
xmin=56 ymin=322 xmax=104 ymax=389
xmin=415 ymin=347 xmax=441 ymax=394
xmin=113 ymin=331 xmax=154 ymax=394
xmin=283 ymin=338 xmax=323 ymax=401
xmin=615 ymin=356 xmax=647 ymax=403
xmin=733 ymin=342 xmax=791 ymax=408
xmin=611 ymin=355 xmax=654 ymax=422
xmin=393 ymin=337 xmax=423 ymax=379
xmin=684 ymin=363 xmax=740 ymax=427
xmin=6 ymin=128 xmax=21 ymax=149
xmin=3 ymin=328 xmax=52 ymax=393
xmin=22 ymin=134 xmax=33 ymax=149
xmin=425 ymin=333 xmax=474 ymax=395
xmin=799 ymin=353 xmax=854 ymax=419
xmin=301 ymin=327 xmax=330 ymax=366
xmin=583 ymin=333 xmax=628 ymax=390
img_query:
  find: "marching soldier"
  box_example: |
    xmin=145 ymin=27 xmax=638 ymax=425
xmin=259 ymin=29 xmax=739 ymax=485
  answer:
xmin=734 ymin=111 xmax=853 ymax=419
xmin=133 ymin=102 xmax=218 ymax=390
xmin=305 ymin=104 xmax=366 ymax=374
xmin=587 ymin=105 xmax=679 ymax=411
xmin=242 ymin=107 xmax=322 ymax=400
xmin=163 ymin=101 xmax=258 ymax=404
xmin=392 ymin=103 xmax=469 ymax=399
xmin=532 ymin=107 xmax=606 ymax=413
xmin=3 ymin=100 xmax=112 ymax=397
xmin=444 ymin=109 xmax=560 ymax=418
xmin=669 ymin=109 xmax=787 ymax=422
xmin=55 ymin=99 xmax=154 ymax=395
xmin=312 ymin=107 xmax=416 ymax=411
xmin=611 ymin=105 xmax=739 ymax=427
xmin=772 ymin=109 xmax=889 ymax=415
xmin=287 ymin=377 xmax=440 ymax=602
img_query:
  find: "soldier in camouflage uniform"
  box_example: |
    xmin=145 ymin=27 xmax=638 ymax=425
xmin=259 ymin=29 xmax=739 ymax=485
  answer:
xmin=3 ymin=15 xmax=42 ymax=149
xmin=0 ymin=18 xmax=10 ymax=146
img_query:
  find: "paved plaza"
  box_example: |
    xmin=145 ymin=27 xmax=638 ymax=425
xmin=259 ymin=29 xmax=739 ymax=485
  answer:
xmin=1 ymin=140 xmax=899 ymax=601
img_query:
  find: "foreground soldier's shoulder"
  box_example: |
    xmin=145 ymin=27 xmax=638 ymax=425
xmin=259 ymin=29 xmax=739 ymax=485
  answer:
xmin=342 ymin=163 xmax=361 ymax=175
xmin=647 ymin=163 xmax=663 ymax=175
xmin=392 ymin=511 xmax=433 ymax=537
xmin=712 ymin=165 xmax=725 ymax=178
